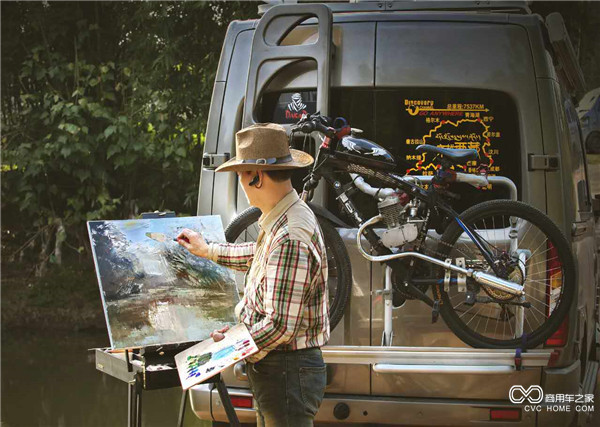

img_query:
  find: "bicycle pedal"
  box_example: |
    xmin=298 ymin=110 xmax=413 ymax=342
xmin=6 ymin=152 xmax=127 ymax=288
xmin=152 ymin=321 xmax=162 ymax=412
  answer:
xmin=431 ymin=299 xmax=440 ymax=323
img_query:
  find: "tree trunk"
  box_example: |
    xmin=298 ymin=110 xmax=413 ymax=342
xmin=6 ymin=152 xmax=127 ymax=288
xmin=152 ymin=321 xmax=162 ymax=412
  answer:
xmin=36 ymin=226 xmax=53 ymax=277
xmin=54 ymin=218 xmax=66 ymax=266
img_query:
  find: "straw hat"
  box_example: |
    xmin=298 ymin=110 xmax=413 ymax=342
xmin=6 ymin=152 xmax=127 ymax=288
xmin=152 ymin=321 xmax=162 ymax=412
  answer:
xmin=215 ymin=123 xmax=314 ymax=172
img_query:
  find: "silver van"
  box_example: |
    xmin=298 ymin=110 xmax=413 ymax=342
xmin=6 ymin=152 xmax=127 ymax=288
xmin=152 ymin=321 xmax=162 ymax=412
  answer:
xmin=192 ymin=1 xmax=599 ymax=425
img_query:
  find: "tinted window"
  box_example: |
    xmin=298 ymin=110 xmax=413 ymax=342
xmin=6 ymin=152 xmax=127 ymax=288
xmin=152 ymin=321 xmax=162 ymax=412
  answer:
xmin=262 ymin=87 xmax=522 ymax=216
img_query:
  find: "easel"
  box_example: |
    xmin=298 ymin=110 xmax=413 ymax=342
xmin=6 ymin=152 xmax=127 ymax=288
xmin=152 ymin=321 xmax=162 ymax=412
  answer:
xmin=95 ymin=347 xmax=241 ymax=427
xmin=94 ymin=211 xmax=241 ymax=426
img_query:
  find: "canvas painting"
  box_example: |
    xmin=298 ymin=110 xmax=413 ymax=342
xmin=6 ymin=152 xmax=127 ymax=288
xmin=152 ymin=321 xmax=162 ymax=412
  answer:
xmin=87 ymin=215 xmax=240 ymax=349
xmin=174 ymin=323 xmax=258 ymax=390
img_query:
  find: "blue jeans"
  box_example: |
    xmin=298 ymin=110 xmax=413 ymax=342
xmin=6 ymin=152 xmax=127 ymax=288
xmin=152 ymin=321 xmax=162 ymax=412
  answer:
xmin=246 ymin=347 xmax=327 ymax=426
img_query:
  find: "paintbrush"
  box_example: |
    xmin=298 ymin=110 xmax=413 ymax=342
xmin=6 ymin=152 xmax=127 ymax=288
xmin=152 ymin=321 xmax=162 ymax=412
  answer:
xmin=145 ymin=232 xmax=189 ymax=244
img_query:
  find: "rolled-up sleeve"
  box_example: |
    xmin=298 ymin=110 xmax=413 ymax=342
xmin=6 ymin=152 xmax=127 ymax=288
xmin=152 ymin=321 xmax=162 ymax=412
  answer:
xmin=208 ymin=242 xmax=256 ymax=272
xmin=248 ymin=239 xmax=314 ymax=357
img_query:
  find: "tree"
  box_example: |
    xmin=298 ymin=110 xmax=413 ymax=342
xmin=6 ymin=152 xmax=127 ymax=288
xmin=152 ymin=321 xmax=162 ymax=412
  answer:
xmin=1 ymin=1 xmax=258 ymax=274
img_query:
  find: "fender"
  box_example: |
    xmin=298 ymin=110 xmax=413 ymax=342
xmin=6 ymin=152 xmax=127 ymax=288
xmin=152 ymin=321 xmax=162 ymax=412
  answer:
xmin=307 ymin=202 xmax=350 ymax=228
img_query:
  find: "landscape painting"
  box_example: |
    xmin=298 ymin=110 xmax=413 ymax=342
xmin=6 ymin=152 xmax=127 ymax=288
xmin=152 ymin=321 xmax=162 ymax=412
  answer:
xmin=87 ymin=216 xmax=239 ymax=349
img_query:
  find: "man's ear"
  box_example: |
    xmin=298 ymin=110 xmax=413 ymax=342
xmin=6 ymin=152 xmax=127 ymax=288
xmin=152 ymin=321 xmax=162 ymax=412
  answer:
xmin=255 ymin=170 xmax=264 ymax=188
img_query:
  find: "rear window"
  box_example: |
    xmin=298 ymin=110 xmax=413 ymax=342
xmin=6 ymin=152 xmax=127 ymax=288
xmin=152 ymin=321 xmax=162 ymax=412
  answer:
xmin=261 ymin=87 xmax=521 ymax=214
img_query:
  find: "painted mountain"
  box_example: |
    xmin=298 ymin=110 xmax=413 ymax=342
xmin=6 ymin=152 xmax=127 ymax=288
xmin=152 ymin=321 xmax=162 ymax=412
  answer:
xmin=87 ymin=216 xmax=239 ymax=349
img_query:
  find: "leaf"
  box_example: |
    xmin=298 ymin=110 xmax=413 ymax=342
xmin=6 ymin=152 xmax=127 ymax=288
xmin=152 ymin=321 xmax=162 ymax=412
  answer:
xmin=61 ymin=123 xmax=80 ymax=135
xmin=103 ymin=92 xmax=116 ymax=102
xmin=103 ymin=125 xmax=117 ymax=139
xmin=74 ymin=169 xmax=91 ymax=182
xmin=60 ymin=146 xmax=72 ymax=157
xmin=106 ymin=145 xmax=120 ymax=159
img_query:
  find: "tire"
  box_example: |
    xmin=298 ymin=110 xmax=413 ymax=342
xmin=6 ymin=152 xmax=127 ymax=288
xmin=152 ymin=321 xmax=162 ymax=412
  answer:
xmin=433 ymin=200 xmax=576 ymax=349
xmin=586 ymin=132 xmax=600 ymax=154
xmin=224 ymin=206 xmax=352 ymax=332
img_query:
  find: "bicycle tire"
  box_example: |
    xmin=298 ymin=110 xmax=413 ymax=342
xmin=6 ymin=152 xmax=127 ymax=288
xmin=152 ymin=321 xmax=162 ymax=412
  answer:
xmin=224 ymin=206 xmax=352 ymax=332
xmin=433 ymin=200 xmax=576 ymax=349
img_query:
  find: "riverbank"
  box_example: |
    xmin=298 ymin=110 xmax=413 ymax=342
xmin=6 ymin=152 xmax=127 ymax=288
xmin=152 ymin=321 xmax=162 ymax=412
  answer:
xmin=1 ymin=257 xmax=106 ymax=332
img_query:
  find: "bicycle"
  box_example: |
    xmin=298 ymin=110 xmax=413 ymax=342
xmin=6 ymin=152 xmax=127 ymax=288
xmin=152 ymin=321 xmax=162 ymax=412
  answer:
xmin=226 ymin=113 xmax=575 ymax=349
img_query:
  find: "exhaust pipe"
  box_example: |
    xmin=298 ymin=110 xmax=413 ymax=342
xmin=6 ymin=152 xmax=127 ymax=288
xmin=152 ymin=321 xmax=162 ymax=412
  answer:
xmin=356 ymin=215 xmax=525 ymax=297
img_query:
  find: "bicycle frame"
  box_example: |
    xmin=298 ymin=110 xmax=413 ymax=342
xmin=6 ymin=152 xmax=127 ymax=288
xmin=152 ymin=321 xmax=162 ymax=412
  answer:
xmin=301 ymin=135 xmax=525 ymax=307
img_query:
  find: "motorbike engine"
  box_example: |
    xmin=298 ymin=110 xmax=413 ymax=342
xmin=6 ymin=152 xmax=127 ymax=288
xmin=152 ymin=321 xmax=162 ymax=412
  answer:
xmin=377 ymin=193 xmax=423 ymax=249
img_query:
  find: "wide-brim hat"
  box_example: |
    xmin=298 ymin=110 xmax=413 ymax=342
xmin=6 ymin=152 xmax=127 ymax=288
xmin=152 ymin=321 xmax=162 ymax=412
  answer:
xmin=215 ymin=123 xmax=314 ymax=172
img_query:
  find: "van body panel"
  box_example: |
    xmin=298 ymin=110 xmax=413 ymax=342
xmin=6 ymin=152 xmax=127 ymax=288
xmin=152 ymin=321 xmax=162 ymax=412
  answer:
xmin=212 ymin=29 xmax=254 ymax=226
xmin=197 ymin=81 xmax=224 ymax=215
xmin=215 ymin=20 xmax=256 ymax=83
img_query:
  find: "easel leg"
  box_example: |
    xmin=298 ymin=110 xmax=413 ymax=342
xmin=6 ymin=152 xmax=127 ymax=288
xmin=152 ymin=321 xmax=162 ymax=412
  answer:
xmin=128 ymin=381 xmax=136 ymax=427
xmin=128 ymin=375 xmax=143 ymax=427
xmin=178 ymin=389 xmax=188 ymax=427
xmin=135 ymin=383 xmax=142 ymax=427
xmin=215 ymin=374 xmax=240 ymax=427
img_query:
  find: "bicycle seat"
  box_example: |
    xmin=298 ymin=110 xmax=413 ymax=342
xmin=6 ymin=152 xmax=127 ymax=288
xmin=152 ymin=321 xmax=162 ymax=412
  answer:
xmin=415 ymin=144 xmax=479 ymax=164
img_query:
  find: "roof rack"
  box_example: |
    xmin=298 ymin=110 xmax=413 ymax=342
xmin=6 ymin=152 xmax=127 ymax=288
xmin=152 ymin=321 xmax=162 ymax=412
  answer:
xmin=259 ymin=0 xmax=532 ymax=15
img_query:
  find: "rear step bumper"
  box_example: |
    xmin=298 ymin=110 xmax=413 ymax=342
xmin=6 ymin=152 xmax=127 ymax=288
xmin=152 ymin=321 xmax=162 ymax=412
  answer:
xmin=190 ymin=345 xmax=559 ymax=425
xmin=195 ymin=385 xmax=542 ymax=425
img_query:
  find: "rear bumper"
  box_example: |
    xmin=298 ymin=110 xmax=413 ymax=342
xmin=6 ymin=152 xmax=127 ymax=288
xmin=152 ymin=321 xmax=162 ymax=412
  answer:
xmin=189 ymin=384 xmax=550 ymax=426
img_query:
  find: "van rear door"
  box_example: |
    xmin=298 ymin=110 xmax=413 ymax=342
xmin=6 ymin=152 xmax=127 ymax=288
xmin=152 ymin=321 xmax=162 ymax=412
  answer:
xmin=370 ymin=14 xmax=545 ymax=400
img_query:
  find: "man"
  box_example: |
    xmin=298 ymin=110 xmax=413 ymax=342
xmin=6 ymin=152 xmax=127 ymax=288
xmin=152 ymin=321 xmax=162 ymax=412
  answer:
xmin=177 ymin=123 xmax=330 ymax=426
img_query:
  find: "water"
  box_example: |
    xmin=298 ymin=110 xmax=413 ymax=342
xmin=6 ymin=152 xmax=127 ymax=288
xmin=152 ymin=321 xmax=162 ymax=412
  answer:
xmin=1 ymin=329 xmax=210 ymax=427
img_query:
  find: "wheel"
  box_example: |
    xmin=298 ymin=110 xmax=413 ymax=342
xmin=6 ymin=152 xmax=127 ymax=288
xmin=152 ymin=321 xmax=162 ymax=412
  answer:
xmin=586 ymin=133 xmax=600 ymax=154
xmin=433 ymin=200 xmax=575 ymax=349
xmin=224 ymin=206 xmax=352 ymax=332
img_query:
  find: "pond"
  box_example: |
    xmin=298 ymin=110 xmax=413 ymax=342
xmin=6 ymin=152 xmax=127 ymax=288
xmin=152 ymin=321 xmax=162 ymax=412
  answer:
xmin=1 ymin=328 xmax=210 ymax=427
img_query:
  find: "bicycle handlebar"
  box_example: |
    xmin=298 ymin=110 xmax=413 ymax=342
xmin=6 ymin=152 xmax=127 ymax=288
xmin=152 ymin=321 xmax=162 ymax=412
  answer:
xmin=291 ymin=113 xmax=337 ymax=138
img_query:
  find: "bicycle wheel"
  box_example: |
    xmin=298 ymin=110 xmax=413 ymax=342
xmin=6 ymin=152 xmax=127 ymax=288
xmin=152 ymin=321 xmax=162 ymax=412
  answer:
xmin=224 ymin=206 xmax=352 ymax=332
xmin=433 ymin=200 xmax=575 ymax=349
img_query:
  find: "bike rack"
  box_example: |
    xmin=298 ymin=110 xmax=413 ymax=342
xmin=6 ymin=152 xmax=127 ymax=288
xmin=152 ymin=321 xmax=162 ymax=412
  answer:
xmin=377 ymin=175 xmax=519 ymax=347
xmin=321 ymin=344 xmax=555 ymax=374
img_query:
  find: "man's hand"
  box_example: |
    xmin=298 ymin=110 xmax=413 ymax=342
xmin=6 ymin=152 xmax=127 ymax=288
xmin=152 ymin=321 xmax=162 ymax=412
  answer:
xmin=176 ymin=228 xmax=209 ymax=258
xmin=210 ymin=325 xmax=230 ymax=342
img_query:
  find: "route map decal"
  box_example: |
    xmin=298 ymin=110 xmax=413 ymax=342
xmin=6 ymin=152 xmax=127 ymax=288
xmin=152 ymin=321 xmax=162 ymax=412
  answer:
xmin=403 ymin=100 xmax=499 ymax=181
xmin=374 ymin=88 xmax=521 ymax=194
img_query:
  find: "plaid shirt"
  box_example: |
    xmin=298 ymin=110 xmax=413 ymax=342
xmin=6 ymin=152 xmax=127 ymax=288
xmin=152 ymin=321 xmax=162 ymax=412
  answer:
xmin=207 ymin=189 xmax=330 ymax=363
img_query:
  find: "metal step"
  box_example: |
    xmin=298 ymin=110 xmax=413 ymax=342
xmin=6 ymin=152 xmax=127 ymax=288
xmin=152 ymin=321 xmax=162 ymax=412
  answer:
xmin=322 ymin=345 xmax=554 ymax=375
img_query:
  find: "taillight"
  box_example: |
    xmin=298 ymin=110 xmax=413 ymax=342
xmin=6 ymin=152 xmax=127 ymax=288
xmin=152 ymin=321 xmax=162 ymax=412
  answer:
xmin=489 ymin=408 xmax=521 ymax=421
xmin=545 ymin=241 xmax=568 ymax=346
xmin=230 ymin=395 xmax=253 ymax=408
xmin=545 ymin=241 xmax=563 ymax=317
xmin=545 ymin=316 xmax=569 ymax=347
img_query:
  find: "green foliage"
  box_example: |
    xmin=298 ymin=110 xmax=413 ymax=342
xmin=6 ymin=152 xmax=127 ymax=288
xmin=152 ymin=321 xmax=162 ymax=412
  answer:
xmin=1 ymin=1 xmax=257 ymax=265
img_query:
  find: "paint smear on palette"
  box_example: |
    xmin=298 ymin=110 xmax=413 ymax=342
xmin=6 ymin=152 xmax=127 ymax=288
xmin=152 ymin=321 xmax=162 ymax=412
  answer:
xmin=87 ymin=215 xmax=241 ymax=349
xmin=175 ymin=323 xmax=258 ymax=389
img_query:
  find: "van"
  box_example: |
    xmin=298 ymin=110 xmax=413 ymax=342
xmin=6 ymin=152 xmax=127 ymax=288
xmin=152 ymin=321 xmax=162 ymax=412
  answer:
xmin=193 ymin=1 xmax=599 ymax=425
